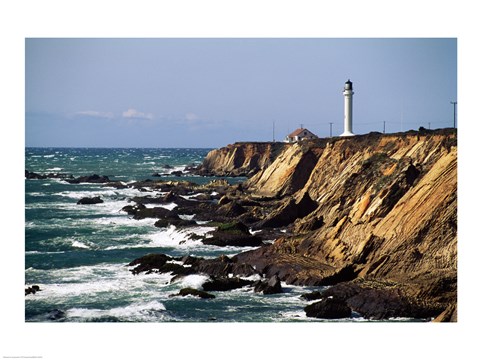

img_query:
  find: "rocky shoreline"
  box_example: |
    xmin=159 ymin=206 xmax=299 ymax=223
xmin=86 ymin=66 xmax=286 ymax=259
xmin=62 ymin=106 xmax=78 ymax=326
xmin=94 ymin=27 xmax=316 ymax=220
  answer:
xmin=26 ymin=128 xmax=457 ymax=321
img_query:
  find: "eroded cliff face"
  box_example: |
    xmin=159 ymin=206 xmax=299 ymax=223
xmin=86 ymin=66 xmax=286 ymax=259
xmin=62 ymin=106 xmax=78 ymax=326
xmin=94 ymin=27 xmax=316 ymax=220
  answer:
xmin=197 ymin=142 xmax=287 ymax=177
xmin=230 ymin=130 xmax=457 ymax=319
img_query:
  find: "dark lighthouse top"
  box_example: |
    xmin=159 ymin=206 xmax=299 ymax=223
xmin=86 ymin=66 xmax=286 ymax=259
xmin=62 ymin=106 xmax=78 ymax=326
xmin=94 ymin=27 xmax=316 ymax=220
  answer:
xmin=344 ymin=79 xmax=353 ymax=90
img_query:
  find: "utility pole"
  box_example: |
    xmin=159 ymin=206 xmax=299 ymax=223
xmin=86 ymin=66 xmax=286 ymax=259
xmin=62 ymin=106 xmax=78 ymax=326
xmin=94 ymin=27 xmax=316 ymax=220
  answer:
xmin=428 ymin=122 xmax=431 ymax=130
xmin=383 ymin=121 xmax=386 ymax=134
xmin=329 ymin=122 xmax=333 ymax=137
xmin=273 ymin=121 xmax=275 ymax=142
xmin=450 ymin=101 xmax=457 ymax=128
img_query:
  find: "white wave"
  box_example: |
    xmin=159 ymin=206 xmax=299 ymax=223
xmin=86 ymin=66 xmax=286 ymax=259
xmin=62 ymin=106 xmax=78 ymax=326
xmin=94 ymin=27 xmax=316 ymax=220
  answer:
xmin=43 ymin=154 xmax=55 ymax=158
xmin=27 ymin=192 xmax=46 ymax=197
xmin=53 ymin=189 xmax=119 ymax=200
xmin=66 ymin=300 xmax=168 ymax=321
xmin=25 ymin=263 xmax=173 ymax=299
xmin=103 ymin=243 xmax=151 ymax=251
xmin=176 ymin=274 xmax=210 ymax=289
xmin=180 ymin=193 xmax=203 ymax=200
xmin=46 ymin=167 xmax=63 ymax=171
xmin=179 ymin=214 xmax=195 ymax=220
xmin=239 ymin=274 xmax=262 ymax=282
xmin=34 ymin=236 xmax=95 ymax=250
xmin=147 ymin=225 xmax=214 ymax=249
xmin=90 ymin=216 xmax=157 ymax=227
xmin=143 ymin=225 xmax=259 ymax=254
xmin=71 ymin=240 xmax=90 ymax=249
xmin=25 ymin=250 xmax=66 ymax=255
xmin=278 ymin=310 xmax=312 ymax=321
xmin=142 ymin=202 xmax=178 ymax=211
xmin=27 ymin=200 xmax=127 ymax=217
xmin=169 ymin=165 xmax=186 ymax=173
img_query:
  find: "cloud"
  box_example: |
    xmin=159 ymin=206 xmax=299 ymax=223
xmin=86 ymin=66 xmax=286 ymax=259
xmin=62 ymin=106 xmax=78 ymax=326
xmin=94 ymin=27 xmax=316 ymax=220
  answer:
xmin=122 ymin=108 xmax=154 ymax=120
xmin=185 ymin=112 xmax=199 ymax=122
xmin=75 ymin=110 xmax=114 ymax=119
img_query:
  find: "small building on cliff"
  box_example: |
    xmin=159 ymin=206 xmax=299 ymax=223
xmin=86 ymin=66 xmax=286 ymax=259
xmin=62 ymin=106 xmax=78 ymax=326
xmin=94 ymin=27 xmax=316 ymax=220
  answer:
xmin=285 ymin=127 xmax=318 ymax=143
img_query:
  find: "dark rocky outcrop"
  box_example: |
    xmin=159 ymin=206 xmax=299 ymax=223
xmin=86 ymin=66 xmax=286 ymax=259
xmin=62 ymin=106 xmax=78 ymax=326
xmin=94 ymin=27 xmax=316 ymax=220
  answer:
xmin=47 ymin=309 xmax=66 ymax=321
xmin=25 ymin=170 xmax=48 ymax=179
xmin=345 ymin=286 xmax=429 ymax=320
xmin=202 ymin=277 xmax=254 ymax=292
xmin=65 ymin=174 xmax=111 ymax=184
xmin=128 ymin=253 xmax=172 ymax=275
xmin=304 ymin=297 xmax=352 ymax=319
xmin=127 ymin=253 xmax=259 ymax=281
xmin=202 ymin=221 xmax=263 ymax=247
xmin=154 ymin=218 xmax=197 ymax=228
xmin=77 ymin=196 xmax=104 ymax=205
xmin=25 ymin=285 xmax=41 ymax=296
xmin=253 ymin=275 xmax=282 ymax=295
xmin=202 ymin=234 xmax=262 ymax=247
xmin=300 ymin=291 xmax=322 ymax=301
xmin=122 ymin=205 xmax=178 ymax=221
xmin=170 ymin=288 xmax=216 ymax=299
xmin=304 ymin=281 xmax=439 ymax=320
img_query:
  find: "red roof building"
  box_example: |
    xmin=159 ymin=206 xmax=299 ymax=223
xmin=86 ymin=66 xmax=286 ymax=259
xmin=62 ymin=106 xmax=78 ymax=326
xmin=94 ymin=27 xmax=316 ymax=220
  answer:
xmin=285 ymin=127 xmax=318 ymax=143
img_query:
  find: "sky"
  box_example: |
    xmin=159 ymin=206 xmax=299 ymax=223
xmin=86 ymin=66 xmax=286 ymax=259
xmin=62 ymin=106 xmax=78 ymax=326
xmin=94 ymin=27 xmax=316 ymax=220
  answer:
xmin=25 ymin=38 xmax=457 ymax=148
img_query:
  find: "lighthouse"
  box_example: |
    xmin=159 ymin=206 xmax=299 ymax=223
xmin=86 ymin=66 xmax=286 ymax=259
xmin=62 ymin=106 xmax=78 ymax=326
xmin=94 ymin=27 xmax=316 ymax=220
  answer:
xmin=340 ymin=79 xmax=355 ymax=137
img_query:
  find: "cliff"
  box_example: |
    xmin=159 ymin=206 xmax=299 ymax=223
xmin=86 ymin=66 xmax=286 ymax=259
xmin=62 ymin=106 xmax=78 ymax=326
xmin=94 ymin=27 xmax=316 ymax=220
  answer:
xmin=209 ymin=129 xmax=457 ymax=320
xmin=196 ymin=142 xmax=287 ymax=177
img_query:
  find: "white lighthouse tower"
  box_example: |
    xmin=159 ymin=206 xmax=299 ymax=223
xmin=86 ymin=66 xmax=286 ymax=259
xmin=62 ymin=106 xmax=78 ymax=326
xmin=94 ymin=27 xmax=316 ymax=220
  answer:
xmin=340 ymin=79 xmax=355 ymax=137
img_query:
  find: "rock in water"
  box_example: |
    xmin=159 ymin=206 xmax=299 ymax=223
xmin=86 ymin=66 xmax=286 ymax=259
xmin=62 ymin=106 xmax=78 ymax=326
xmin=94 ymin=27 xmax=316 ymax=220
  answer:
xmin=304 ymin=297 xmax=352 ymax=319
xmin=77 ymin=196 xmax=104 ymax=205
xmin=25 ymin=285 xmax=41 ymax=296
xmin=66 ymin=174 xmax=111 ymax=184
xmin=171 ymin=288 xmax=216 ymax=299
xmin=202 ymin=277 xmax=254 ymax=291
xmin=47 ymin=309 xmax=66 ymax=320
xmin=128 ymin=253 xmax=171 ymax=275
xmin=253 ymin=275 xmax=283 ymax=295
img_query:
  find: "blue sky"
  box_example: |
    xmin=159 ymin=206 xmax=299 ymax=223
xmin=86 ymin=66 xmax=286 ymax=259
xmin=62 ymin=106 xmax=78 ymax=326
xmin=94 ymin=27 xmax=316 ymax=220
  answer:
xmin=25 ymin=38 xmax=457 ymax=148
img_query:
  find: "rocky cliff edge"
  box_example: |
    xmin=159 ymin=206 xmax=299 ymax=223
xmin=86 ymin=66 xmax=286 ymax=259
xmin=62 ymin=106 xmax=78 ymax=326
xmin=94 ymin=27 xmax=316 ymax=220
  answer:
xmin=200 ymin=129 xmax=457 ymax=321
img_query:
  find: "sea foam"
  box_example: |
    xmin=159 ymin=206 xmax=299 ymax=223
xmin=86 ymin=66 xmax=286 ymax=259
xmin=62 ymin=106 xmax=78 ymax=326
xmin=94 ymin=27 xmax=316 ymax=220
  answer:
xmin=66 ymin=300 xmax=168 ymax=321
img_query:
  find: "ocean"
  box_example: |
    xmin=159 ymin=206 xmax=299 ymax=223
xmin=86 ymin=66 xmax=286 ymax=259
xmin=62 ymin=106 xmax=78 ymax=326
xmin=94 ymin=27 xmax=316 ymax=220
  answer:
xmin=25 ymin=147 xmax=333 ymax=322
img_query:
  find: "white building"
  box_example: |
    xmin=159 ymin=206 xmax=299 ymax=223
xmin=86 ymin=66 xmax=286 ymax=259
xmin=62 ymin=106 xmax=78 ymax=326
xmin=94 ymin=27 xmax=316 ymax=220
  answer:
xmin=285 ymin=127 xmax=318 ymax=143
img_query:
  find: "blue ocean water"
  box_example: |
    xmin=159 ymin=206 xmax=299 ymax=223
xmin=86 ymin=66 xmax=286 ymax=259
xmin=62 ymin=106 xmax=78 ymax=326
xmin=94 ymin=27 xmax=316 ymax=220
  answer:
xmin=25 ymin=147 xmax=334 ymax=322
